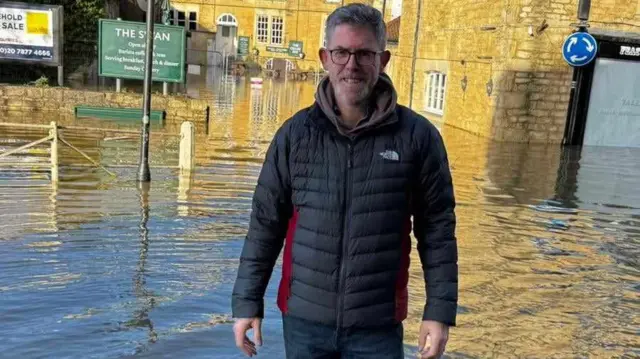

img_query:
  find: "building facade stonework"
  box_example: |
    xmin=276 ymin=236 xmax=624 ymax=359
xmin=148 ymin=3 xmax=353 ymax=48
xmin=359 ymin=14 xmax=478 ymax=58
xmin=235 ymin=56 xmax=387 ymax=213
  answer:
xmin=386 ymin=0 xmax=640 ymax=143
xmin=161 ymin=0 xmax=374 ymax=72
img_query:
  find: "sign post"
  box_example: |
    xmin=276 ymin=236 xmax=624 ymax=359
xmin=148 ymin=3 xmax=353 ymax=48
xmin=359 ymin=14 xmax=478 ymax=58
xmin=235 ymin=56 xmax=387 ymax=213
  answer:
xmin=562 ymin=0 xmax=594 ymax=146
xmin=97 ymin=18 xmax=185 ymax=182
xmin=139 ymin=0 xmax=155 ymax=183
xmin=0 ymin=2 xmax=64 ymax=85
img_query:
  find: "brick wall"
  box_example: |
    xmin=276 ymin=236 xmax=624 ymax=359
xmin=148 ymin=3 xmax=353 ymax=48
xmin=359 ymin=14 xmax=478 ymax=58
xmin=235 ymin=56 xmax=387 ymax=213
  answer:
xmin=0 ymin=86 xmax=210 ymax=123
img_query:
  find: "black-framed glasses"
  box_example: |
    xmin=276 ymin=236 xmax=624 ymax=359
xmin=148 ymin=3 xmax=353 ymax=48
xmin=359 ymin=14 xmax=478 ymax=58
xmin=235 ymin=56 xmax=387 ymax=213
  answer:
xmin=328 ymin=49 xmax=383 ymax=66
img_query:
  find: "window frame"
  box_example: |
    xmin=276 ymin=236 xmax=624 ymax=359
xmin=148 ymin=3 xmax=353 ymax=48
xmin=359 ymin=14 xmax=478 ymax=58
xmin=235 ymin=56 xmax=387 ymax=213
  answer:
xmin=320 ymin=15 xmax=328 ymax=49
xmin=169 ymin=9 xmax=198 ymax=31
xmin=425 ymin=72 xmax=447 ymax=115
xmin=255 ymin=14 xmax=285 ymax=46
xmin=270 ymin=15 xmax=284 ymax=45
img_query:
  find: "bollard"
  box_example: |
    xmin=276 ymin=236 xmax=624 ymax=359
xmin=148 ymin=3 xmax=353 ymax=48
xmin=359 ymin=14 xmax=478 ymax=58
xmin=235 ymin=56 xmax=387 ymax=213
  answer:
xmin=179 ymin=121 xmax=195 ymax=174
xmin=49 ymin=121 xmax=59 ymax=183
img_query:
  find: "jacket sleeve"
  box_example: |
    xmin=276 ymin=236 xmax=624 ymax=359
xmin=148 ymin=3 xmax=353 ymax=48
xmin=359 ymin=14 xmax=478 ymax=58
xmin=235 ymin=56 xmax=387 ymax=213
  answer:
xmin=231 ymin=124 xmax=292 ymax=319
xmin=412 ymin=126 xmax=458 ymax=326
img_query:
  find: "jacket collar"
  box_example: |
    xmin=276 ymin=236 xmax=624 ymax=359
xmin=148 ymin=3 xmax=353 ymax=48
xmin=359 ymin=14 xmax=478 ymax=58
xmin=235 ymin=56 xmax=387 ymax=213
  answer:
xmin=309 ymin=73 xmax=399 ymax=139
xmin=304 ymin=101 xmax=401 ymax=140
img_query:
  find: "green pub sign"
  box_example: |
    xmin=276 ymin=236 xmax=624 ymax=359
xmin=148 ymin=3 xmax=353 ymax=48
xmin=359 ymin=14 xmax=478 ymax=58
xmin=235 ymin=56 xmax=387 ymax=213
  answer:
xmin=288 ymin=41 xmax=303 ymax=57
xmin=238 ymin=36 xmax=250 ymax=55
xmin=98 ymin=19 xmax=186 ymax=83
xmin=266 ymin=46 xmax=288 ymax=54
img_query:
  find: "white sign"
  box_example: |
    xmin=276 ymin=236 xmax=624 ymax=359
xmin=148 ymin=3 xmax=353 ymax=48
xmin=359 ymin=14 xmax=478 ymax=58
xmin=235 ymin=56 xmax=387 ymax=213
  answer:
xmin=620 ymin=45 xmax=640 ymax=57
xmin=0 ymin=6 xmax=54 ymax=60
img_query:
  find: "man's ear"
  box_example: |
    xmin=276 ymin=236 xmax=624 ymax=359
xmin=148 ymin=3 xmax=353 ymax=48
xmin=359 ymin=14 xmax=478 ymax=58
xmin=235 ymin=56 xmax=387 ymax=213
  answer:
xmin=319 ymin=48 xmax=329 ymax=70
xmin=380 ymin=50 xmax=391 ymax=71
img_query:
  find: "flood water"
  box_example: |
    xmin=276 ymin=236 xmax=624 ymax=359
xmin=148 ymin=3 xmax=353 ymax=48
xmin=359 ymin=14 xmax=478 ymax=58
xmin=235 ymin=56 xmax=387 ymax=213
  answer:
xmin=0 ymin=75 xmax=638 ymax=359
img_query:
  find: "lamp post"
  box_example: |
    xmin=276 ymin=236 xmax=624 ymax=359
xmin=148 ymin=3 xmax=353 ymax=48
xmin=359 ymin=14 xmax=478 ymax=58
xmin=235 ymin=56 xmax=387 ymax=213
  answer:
xmin=137 ymin=0 xmax=156 ymax=182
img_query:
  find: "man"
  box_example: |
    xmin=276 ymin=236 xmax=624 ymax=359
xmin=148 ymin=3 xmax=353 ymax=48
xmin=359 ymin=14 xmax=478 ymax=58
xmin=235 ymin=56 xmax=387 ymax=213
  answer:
xmin=232 ymin=3 xmax=458 ymax=359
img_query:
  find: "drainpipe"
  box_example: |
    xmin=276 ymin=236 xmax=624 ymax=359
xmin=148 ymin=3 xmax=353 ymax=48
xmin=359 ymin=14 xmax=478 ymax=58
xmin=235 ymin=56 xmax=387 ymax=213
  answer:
xmin=408 ymin=0 xmax=422 ymax=109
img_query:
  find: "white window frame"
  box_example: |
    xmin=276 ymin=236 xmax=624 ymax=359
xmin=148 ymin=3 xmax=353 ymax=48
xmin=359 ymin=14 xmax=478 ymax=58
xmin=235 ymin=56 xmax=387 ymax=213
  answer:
xmin=391 ymin=0 xmax=403 ymax=19
xmin=217 ymin=13 xmax=238 ymax=27
xmin=271 ymin=16 xmax=284 ymax=45
xmin=255 ymin=14 xmax=285 ymax=46
xmin=425 ymin=72 xmax=446 ymax=115
xmin=320 ymin=15 xmax=328 ymax=48
xmin=256 ymin=15 xmax=269 ymax=43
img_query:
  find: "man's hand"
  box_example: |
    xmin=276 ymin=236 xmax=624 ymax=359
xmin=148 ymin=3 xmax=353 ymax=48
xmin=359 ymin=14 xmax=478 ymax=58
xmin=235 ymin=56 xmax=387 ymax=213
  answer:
xmin=418 ymin=320 xmax=449 ymax=359
xmin=233 ymin=318 xmax=263 ymax=357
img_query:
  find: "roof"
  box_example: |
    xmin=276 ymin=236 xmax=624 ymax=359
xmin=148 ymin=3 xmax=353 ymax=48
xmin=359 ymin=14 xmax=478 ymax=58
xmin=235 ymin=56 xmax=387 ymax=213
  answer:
xmin=386 ymin=16 xmax=401 ymax=43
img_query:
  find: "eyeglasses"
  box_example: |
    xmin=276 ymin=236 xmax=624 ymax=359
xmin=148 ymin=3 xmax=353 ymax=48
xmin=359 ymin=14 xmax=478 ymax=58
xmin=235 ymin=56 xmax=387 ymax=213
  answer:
xmin=327 ymin=49 xmax=383 ymax=66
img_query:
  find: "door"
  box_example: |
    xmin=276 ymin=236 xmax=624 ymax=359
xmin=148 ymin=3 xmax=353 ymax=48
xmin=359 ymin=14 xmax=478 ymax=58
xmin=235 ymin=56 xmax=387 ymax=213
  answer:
xmin=215 ymin=14 xmax=238 ymax=66
xmin=583 ymin=58 xmax=640 ymax=147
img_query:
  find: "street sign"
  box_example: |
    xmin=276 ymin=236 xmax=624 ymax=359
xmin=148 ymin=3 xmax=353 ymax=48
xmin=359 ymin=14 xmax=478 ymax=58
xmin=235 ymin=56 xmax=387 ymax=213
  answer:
xmin=266 ymin=46 xmax=288 ymax=54
xmin=562 ymin=32 xmax=597 ymax=67
xmin=238 ymin=36 xmax=249 ymax=55
xmin=98 ymin=19 xmax=185 ymax=83
xmin=288 ymin=41 xmax=303 ymax=58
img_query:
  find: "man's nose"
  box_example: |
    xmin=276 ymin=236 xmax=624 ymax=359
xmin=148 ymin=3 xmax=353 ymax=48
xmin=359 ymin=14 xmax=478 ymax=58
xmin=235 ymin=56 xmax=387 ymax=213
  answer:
xmin=345 ymin=53 xmax=359 ymax=69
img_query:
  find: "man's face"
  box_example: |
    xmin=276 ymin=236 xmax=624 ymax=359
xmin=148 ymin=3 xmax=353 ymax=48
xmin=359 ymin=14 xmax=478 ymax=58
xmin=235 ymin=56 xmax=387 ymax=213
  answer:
xmin=319 ymin=24 xmax=391 ymax=107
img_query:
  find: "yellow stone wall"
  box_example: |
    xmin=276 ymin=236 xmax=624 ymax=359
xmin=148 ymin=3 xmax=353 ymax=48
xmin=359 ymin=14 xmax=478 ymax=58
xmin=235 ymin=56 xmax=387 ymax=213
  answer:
xmin=0 ymin=85 xmax=210 ymax=123
xmin=170 ymin=0 xmax=375 ymax=71
xmin=388 ymin=0 xmax=640 ymax=143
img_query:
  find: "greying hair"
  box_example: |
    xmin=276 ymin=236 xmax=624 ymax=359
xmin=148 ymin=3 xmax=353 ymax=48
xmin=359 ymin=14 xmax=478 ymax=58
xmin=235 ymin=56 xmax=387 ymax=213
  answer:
xmin=325 ymin=3 xmax=387 ymax=50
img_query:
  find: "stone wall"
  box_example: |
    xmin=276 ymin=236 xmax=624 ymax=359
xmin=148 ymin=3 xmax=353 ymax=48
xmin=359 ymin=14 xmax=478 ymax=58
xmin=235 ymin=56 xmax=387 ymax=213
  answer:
xmin=491 ymin=70 xmax=573 ymax=143
xmin=0 ymin=86 xmax=210 ymax=123
xmin=388 ymin=0 xmax=640 ymax=143
xmin=169 ymin=0 xmax=374 ymax=71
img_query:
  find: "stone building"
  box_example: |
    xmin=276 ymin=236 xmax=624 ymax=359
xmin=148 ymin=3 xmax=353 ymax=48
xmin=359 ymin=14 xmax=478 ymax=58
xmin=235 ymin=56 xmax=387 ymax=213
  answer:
xmin=386 ymin=0 xmax=640 ymax=146
xmin=153 ymin=0 xmax=374 ymax=73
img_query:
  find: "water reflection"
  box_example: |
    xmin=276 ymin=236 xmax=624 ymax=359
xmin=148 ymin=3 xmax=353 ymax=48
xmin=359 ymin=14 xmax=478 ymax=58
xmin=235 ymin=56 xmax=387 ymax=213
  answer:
xmin=128 ymin=182 xmax=158 ymax=352
xmin=0 ymin=72 xmax=638 ymax=358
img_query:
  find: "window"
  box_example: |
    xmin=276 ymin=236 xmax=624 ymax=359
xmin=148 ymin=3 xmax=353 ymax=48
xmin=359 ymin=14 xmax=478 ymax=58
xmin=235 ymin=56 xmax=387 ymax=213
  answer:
xmin=189 ymin=12 xmax=197 ymax=30
xmin=320 ymin=15 xmax=328 ymax=48
xmin=257 ymin=15 xmax=269 ymax=43
xmin=217 ymin=14 xmax=238 ymax=27
xmin=256 ymin=14 xmax=285 ymax=46
xmin=391 ymin=0 xmax=403 ymax=19
xmin=169 ymin=10 xmax=197 ymax=31
xmin=177 ymin=11 xmax=185 ymax=27
xmin=425 ymin=72 xmax=446 ymax=115
xmin=271 ymin=16 xmax=284 ymax=45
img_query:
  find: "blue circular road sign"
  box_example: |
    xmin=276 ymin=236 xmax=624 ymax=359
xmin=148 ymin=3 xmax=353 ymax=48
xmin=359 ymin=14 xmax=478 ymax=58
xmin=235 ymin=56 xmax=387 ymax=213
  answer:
xmin=562 ymin=32 xmax=598 ymax=67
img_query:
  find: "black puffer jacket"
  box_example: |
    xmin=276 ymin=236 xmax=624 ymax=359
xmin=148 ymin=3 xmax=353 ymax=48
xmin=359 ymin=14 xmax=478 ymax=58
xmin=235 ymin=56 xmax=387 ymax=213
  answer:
xmin=232 ymin=86 xmax=458 ymax=329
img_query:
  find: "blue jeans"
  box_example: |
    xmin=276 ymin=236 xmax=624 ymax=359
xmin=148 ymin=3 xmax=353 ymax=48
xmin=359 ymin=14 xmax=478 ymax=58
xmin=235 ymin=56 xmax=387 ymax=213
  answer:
xmin=282 ymin=314 xmax=404 ymax=359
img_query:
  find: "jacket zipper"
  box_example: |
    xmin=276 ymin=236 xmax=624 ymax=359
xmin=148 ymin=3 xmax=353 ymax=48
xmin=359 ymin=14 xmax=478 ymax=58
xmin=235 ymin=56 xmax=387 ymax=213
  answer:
xmin=337 ymin=141 xmax=353 ymax=329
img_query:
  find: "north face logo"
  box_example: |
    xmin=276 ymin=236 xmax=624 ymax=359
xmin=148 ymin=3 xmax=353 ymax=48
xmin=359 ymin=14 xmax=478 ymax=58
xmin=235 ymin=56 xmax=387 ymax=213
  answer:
xmin=379 ymin=150 xmax=399 ymax=161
